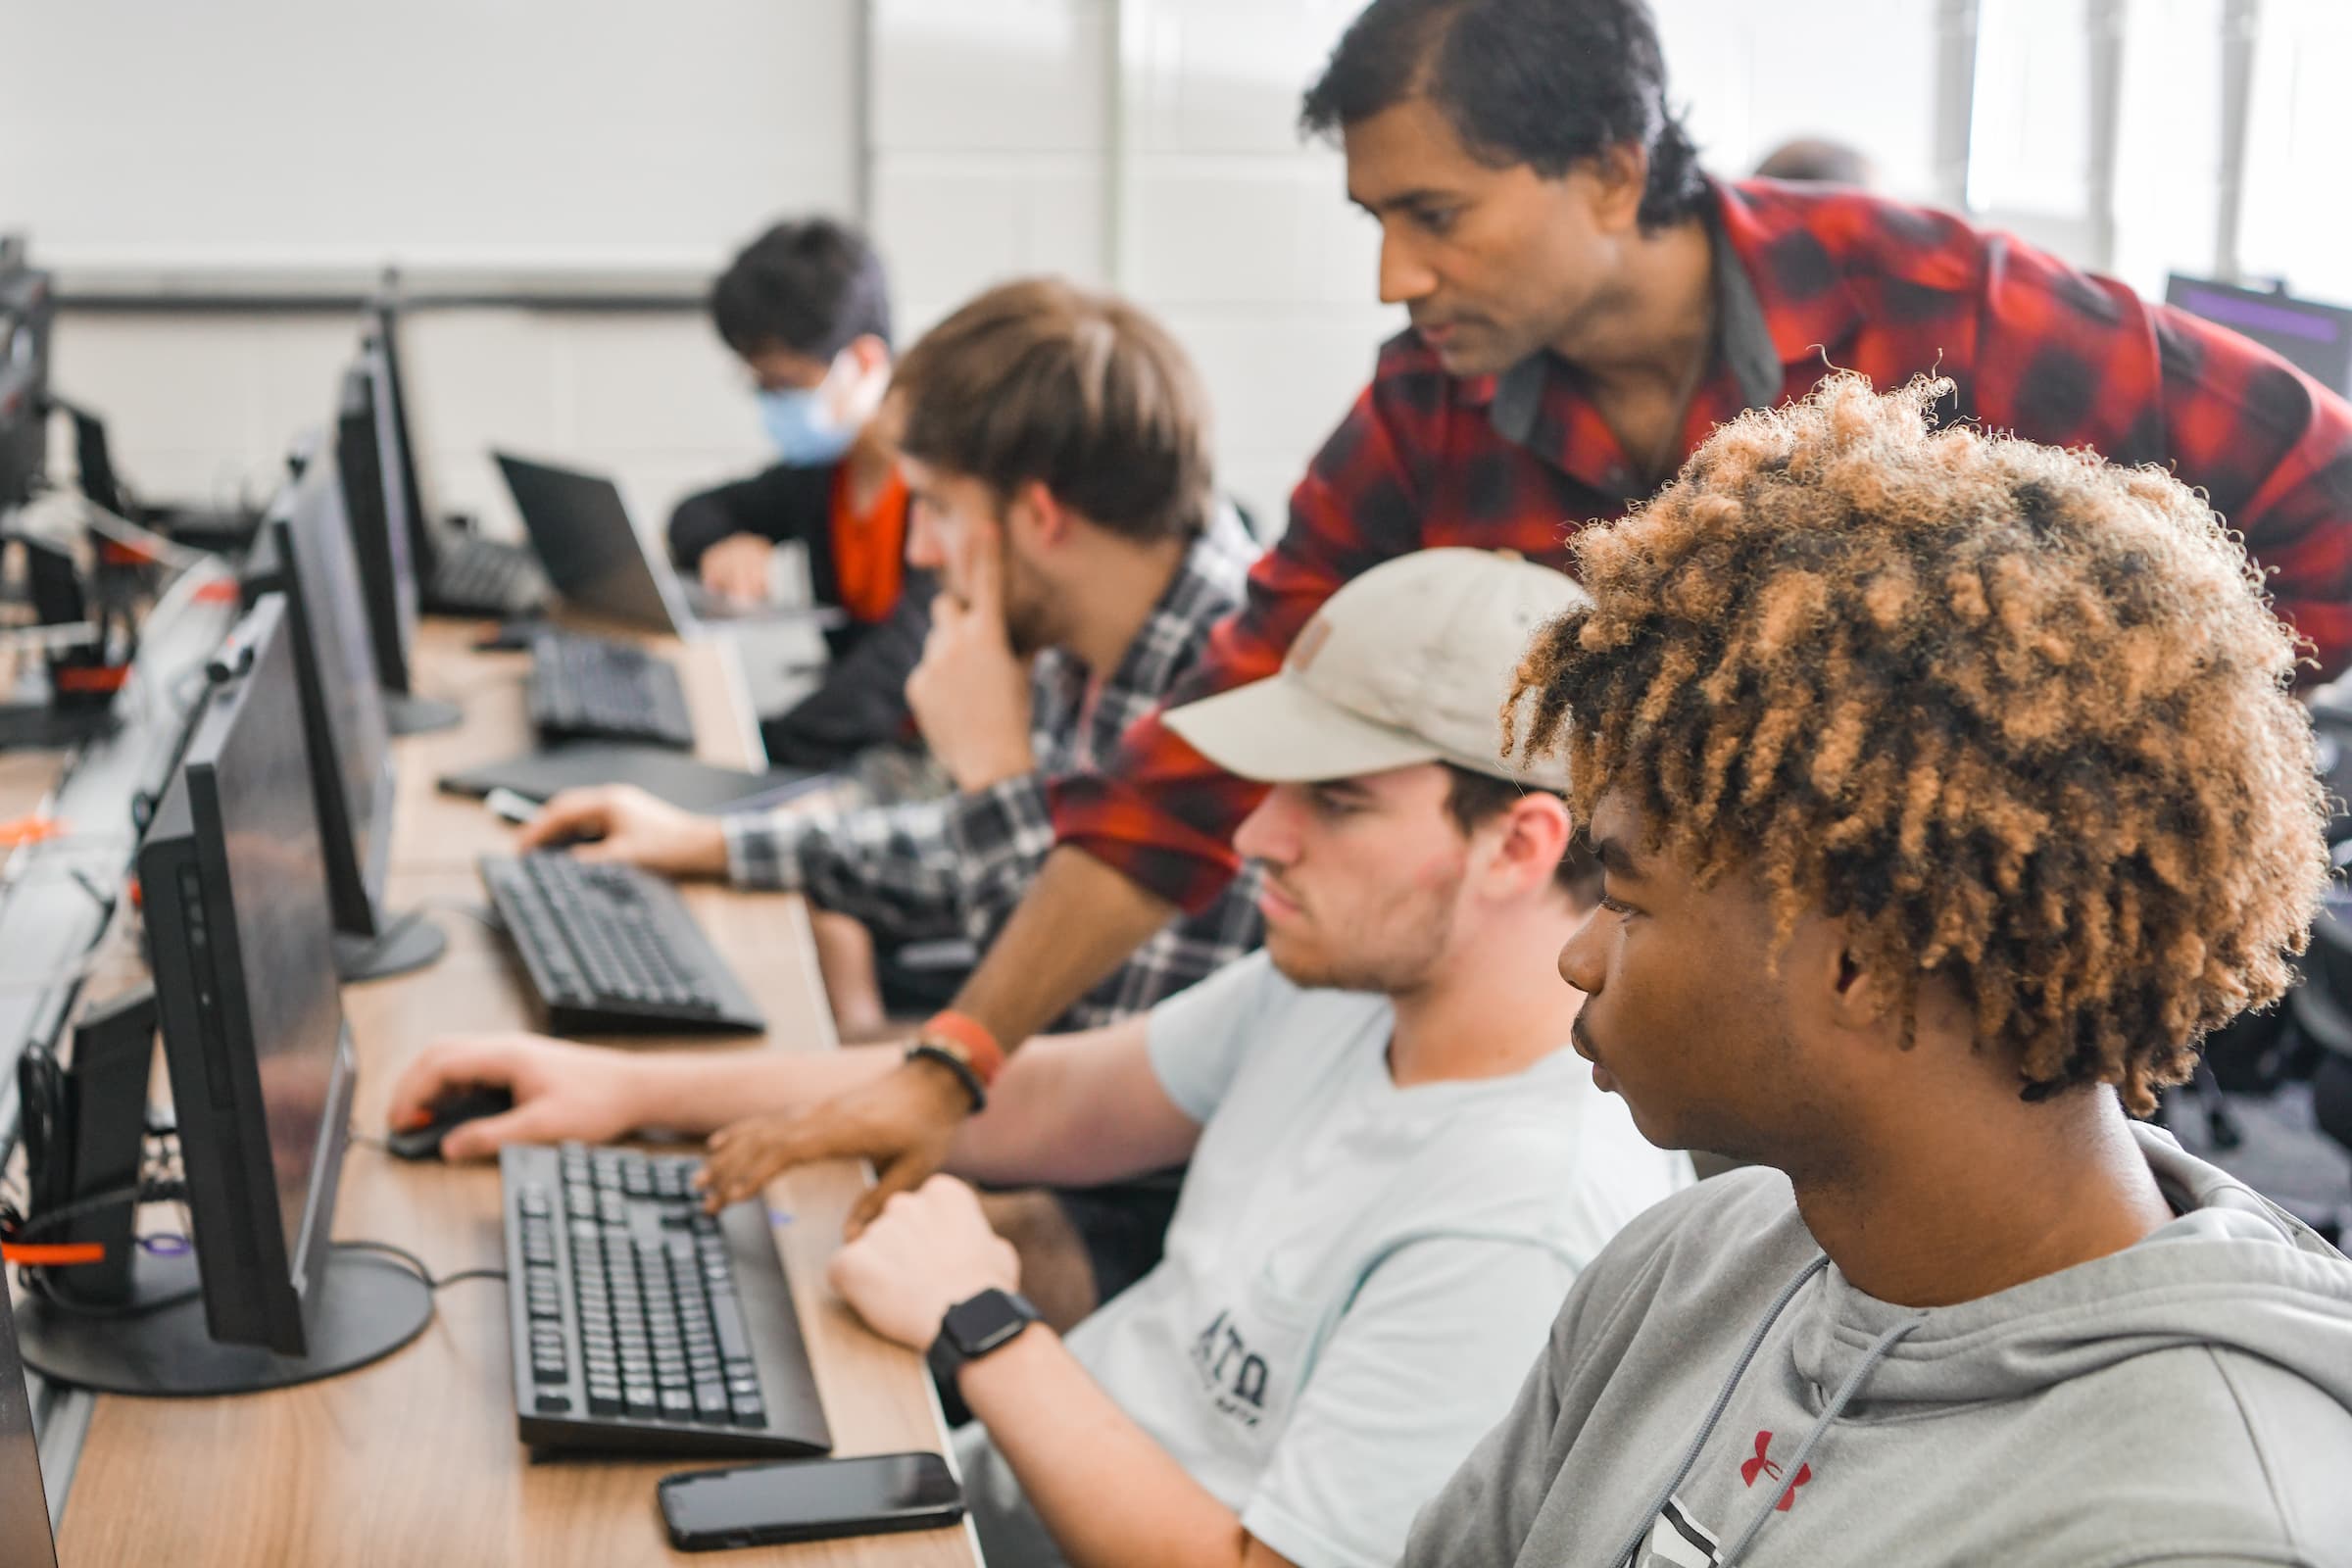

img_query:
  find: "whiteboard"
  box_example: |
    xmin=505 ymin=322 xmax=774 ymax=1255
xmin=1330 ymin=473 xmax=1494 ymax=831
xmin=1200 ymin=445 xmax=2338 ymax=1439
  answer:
xmin=0 ymin=0 xmax=862 ymax=279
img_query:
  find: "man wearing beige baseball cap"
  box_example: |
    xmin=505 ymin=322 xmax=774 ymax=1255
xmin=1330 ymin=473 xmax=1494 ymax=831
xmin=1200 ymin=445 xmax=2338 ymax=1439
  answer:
xmin=1160 ymin=544 xmax=1578 ymax=790
xmin=390 ymin=549 xmax=1689 ymax=1568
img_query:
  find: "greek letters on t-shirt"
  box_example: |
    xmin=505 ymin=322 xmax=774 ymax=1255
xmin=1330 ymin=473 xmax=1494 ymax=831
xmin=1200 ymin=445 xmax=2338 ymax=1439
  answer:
xmin=1188 ymin=1308 xmax=1271 ymax=1428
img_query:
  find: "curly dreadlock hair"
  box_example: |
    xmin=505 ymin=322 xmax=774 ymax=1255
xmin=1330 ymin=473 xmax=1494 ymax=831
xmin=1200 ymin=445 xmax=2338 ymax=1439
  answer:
xmin=1508 ymin=373 xmax=2329 ymax=1114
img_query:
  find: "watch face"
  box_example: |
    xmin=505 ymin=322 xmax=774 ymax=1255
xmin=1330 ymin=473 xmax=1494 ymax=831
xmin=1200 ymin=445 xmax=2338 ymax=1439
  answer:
xmin=946 ymin=1290 xmax=1031 ymax=1354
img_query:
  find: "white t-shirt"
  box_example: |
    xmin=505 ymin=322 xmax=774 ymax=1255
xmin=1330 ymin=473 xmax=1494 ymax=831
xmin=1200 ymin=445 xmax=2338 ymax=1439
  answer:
xmin=963 ymin=950 xmax=1692 ymax=1568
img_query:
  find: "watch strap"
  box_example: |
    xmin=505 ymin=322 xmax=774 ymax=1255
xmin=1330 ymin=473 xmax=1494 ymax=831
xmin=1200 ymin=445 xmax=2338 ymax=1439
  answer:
xmin=925 ymin=1287 xmax=1040 ymax=1386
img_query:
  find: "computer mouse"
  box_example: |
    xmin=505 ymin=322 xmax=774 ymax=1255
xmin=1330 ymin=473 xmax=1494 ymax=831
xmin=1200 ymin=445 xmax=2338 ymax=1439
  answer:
xmin=471 ymin=617 xmax=549 ymax=654
xmin=387 ymin=1085 xmax=516 ymax=1161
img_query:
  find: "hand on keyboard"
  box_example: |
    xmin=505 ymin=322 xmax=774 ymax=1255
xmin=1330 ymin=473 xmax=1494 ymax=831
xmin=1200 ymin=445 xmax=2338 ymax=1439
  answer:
xmin=388 ymin=1032 xmax=649 ymax=1160
xmin=696 ymin=1056 xmax=974 ymax=1231
xmin=517 ymin=784 xmax=728 ymax=878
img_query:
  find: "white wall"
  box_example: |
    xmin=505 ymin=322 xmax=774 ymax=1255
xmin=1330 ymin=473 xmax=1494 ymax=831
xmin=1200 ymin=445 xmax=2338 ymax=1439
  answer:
xmin=867 ymin=0 xmax=1393 ymax=534
xmin=13 ymin=0 xmax=2338 ymax=553
xmin=1 ymin=0 xmax=859 ymax=274
xmin=1656 ymin=0 xmax=1942 ymax=199
xmin=16 ymin=0 xmax=855 ymax=539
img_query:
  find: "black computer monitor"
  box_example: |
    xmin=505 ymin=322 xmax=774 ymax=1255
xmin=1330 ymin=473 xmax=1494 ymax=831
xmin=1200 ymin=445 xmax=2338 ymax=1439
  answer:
xmin=2165 ymin=274 xmax=2352 ymax=398
xmin=259 ymin=442 xmax=446 ymax=981
xmin=337 ymin=343 xmax=418 ymax=694
xmin=15 ymin=598 xmax=430 ymax=1396
xmin=0 ymin=236 xmax=53 ymax=511
xmin=146 ymin=595 xmax=353 ymax=1352
xmin=368 ymin=295 xmax=442 ymax=577
xmin=0 ymin=1295 xmax=59 ymax=1568
xmin=334 ymin=339 xmax=456 ymax=733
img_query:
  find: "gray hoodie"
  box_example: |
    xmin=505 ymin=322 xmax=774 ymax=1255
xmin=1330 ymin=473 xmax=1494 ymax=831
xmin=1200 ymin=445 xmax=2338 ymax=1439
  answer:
xmin=1399 ymin=1123 xmax=2352 ymax=1567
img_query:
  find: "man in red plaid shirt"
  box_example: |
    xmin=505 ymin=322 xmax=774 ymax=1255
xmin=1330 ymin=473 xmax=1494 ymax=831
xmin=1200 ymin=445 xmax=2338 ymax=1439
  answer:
xmin=703 ymin=0 xmax=2352 ymax=1227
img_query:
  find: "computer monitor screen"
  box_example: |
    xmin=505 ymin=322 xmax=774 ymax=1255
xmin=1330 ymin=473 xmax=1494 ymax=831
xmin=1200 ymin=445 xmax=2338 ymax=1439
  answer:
xmin=138 ymin=595 xmax=355 ymax=1354
xmin=2165 ymin=274 xmax=2352 ymax=397
xmin=0 ymin=1301 xmax=58 ymax=1568
xmin=335 ymin=340 xmax=420 ymax=693
xmin=368 ymin=298 xmax=439 ymax=574
xmin=263 ymin=443 xmax=395 ymax=938
xmin=0 ymin=240 xmax=52 ymax=511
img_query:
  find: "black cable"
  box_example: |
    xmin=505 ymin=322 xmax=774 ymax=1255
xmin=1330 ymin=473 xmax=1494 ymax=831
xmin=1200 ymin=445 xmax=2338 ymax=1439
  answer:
xmin=433 ymin=1267 xmax=512 ymax=1290
xmin=10 ymin=1178 xmax=187 ymax=1237
xmin=334 ymin=1237 xmax=506 ymax=1293
xmin=420 ymin=898 xmax=502 ymax=933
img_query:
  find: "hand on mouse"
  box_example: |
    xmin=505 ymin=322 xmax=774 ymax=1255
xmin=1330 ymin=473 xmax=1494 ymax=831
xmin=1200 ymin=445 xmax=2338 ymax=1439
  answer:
xmin=514 ymin=784 xmax=728 ymax=878
xmin=386 ymin=1033 xmax=650 ymax=1161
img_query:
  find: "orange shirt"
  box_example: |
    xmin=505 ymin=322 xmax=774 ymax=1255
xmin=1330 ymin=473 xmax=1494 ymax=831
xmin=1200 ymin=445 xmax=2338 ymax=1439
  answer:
xmin=828 ymin=464 xmax=909 ymax=623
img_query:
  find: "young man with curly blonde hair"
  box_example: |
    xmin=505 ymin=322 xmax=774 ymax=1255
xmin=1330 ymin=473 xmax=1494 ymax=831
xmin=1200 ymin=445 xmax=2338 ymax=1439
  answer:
xmin=1405 ymin=375 xmax=2352 ymax=1568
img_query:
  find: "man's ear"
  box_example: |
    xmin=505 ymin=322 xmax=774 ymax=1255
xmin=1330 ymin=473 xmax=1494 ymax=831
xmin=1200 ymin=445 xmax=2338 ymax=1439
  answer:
xmin=1818 ymin=921 xmax=1895 ymax=1034
xmin=1492 ymin=793 xmax=1574 ymax=899
xmin=1585 ymin=141 xmax=1650 ymax=233
xmin=1007 ymin=479 xmax=1071 ymax=552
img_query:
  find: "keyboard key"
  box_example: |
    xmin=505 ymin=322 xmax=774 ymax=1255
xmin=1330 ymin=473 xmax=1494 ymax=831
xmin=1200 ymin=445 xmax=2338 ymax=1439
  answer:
xmin=709 ymin=1292 xmax=753 ymax=1362
xmin=694 ymin=1383 xmax=730 ymax=1422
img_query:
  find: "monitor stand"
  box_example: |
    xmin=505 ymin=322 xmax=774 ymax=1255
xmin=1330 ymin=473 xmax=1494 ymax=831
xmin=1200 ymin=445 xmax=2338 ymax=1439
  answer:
xmin=334 ymin=908 xmax=449 ymax=984
xmin=382 ymin=690 xmax=463 ymax=735
xmin=15 ymin=1248 xmax=432 ymax=1396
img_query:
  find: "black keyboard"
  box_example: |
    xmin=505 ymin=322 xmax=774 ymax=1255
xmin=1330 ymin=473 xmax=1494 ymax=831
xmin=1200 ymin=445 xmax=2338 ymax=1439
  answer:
xmin=479 ymin=853 xmax=765 ymax=1034
xmin=501 ymin=1142 xmax=831 ymax=1457
xmin=426 ymin=534 xmax=545 ymax=617
xmin=527 ymin=630 xmax=695 ymax=750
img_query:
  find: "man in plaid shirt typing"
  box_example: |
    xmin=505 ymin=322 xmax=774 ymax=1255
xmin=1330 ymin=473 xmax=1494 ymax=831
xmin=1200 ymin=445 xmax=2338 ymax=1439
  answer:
xmin=662 ymin=0 xmax=2352 ymax=1241
xmin=512 ymin=277 xmax=1264 ymax=1320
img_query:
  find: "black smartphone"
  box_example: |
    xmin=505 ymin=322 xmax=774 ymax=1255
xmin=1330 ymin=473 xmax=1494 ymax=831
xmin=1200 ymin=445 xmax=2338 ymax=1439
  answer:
xmin=658 ymin=1451 xmax=964 ymax=1551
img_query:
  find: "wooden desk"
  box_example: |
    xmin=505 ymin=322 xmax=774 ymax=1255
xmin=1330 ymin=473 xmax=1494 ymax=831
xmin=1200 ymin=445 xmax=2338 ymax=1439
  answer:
xmin=53 ymin=620 xmax=982 ymax=1567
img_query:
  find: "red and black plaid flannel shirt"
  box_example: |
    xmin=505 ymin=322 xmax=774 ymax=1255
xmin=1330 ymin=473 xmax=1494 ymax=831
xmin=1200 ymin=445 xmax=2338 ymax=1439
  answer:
xmin=1051 ymin=176 xmax=2352 ymax=914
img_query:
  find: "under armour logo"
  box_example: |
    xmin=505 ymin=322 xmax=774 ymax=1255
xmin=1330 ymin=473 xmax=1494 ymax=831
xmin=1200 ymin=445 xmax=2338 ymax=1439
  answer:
xmin=1739 ymin=1430 xmax=1813 ymax=1512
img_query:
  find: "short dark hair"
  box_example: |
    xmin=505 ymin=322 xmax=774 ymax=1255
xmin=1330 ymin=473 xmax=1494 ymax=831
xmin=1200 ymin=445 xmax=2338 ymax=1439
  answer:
xmin=710 ymin=218 xmax=892 ymax=362
xmin=891 ymin=277 xmax=1213 ymax=544
xmin=1299 ymin=0 xmax=1707 ymax=231
xmin=1441 ymin=764 xmax=1600 ymax=905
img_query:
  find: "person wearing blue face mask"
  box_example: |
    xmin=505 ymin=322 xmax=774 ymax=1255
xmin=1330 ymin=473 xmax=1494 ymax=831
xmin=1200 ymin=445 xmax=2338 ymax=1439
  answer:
xmin=757 ymin=344 xmax=887 ymax=466
xmin=667 ymin=216 xmax=928 ymax=772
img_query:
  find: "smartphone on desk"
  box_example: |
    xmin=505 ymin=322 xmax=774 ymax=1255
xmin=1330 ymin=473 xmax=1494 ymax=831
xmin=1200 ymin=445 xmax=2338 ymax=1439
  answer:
xmin=659 ymin=1450 xmax=964 ymax=1551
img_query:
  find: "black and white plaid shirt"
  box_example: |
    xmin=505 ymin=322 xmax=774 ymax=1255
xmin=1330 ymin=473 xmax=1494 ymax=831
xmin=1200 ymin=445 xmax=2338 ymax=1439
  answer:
xmin=723 ymin=509 xmax=1266 ymax=1031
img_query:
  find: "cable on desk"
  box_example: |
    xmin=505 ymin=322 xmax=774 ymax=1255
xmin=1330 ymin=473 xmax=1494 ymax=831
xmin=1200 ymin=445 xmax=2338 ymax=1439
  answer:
xmin=335 ymin=1237 xmax=508 ymax=1293
xmin=416 ymin=896 xmax=502 ymax=933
